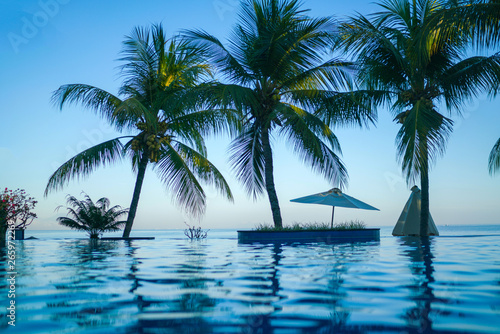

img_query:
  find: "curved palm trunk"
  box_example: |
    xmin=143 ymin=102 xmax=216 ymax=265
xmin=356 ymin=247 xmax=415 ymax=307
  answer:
xmin=261 ymin=128 xmax=283 ymax=229
xmin=420 ymin=156 xmax=430 ymax=236
xmin=122 ymin=152 xmax=149 ymax=238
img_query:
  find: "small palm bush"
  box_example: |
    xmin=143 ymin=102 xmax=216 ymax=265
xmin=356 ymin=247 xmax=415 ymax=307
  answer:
xmin=57 ymin=194 xmax=128 ymax=239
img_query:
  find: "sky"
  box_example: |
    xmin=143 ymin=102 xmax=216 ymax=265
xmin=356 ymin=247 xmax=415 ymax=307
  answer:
xmin=1 ymin=0 xmax=499 ymax=232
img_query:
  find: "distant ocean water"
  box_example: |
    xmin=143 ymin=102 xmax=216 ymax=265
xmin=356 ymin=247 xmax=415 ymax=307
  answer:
xmin=1 ymin=225 xmax=499 ymax=333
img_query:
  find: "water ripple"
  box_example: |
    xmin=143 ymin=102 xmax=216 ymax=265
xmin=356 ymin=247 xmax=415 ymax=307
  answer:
xmin=1 ymin=228 xmax=499 ymax=333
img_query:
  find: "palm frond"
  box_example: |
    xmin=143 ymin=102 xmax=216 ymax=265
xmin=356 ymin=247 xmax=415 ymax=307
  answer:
xmin=277 ymin=103 xmax=348 ymax=188
xmin=172 ymin=142 xmax=234 ymax=202
xmin=171 ymin=108 xmax=240 ymax=147
xmin=112 ymin=96 xmax=151 ymax=129
xmin=153 ymin=142 xmax=206 ymax=217
xmin=51 ymin=84 xmax=123 ymax=126
xmin=169 ymin=121 xmax=207 ymax=157
xmin=441 ymin=52 xmax=500 ymax=108
xmin=227 ymin=126 xmax=266 ymax=199
xmin=182 ymin=29 xmax=253 ymax=84
xmin=428 ymin=0 xmax=500 ymax=49
xmin=488 ymin=137 xmax=500 ymax=175
xmin=119 ymin=25 xmax=157 ymax=88
xmin=339 ymin=14 xmax=406 ymax=72
xmin=57 ymin=217 xmax=88 ymax=231
xmin=287 ymin=89 xmax=380 ymax=128
xmin=45 ymin=138 xmax=126 ymax=196
xmin=194 ymin=82 xmax=257 ymax=114
xmin=396 ymin=102 xmax=453 ymax=182
xmin=280 ymin=58 xmax=355 ymax=92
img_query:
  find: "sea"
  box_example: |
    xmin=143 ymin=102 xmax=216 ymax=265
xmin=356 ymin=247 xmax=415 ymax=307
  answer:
xmin=1 ymin=225 xmax=499 ymax=333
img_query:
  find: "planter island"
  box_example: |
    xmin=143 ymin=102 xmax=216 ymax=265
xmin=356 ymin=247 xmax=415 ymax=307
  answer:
xmin=100 ymin=237 xmax=155 ymax=240
xmin=238 ymin=228 xmax=380 ymax=244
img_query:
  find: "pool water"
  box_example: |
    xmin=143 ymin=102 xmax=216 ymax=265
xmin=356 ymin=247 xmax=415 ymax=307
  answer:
xmin=1 ymin=225 xmax=499 ymax=333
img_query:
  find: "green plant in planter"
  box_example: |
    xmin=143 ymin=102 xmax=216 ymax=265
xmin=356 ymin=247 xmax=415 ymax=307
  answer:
xmin=333 ymin=220 xmax=366 ymax=230
xmin=57 ymin=194 xmax=128 ymax=239
xmin=254 ymin=220 xmax=366 ymax=231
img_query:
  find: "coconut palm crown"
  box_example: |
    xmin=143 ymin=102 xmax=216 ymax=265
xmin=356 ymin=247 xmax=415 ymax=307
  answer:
xmin=338 ymin=0 xmax=500 ymax=235
xmin=45 ymin=24 xmax=236 ymax=237
xmin=57 ymin=194 xmax=128 ymax=239
xmin=184 ymin=0 xmax=377 ymax=228
xmin=425 ymin=0 xmax=500 ymax=175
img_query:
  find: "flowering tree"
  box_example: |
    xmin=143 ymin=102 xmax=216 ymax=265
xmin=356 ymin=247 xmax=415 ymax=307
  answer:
xmin=0 ymin=188 xmax=38 ymax=230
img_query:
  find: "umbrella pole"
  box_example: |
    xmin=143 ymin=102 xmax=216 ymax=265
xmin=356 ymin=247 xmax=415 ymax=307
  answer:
xmin=330 ymin=206 xmax=335 ymax=229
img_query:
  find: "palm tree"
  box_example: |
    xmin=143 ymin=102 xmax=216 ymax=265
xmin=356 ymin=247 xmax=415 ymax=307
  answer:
xmin=338 ymin=0 xmax=500 ymax=235
xmin=427 ymin=0 xmax=500 ymax=174
xmin=57 ymin=194 xmax=128 ymax=239
xmin=45 ymin=24 xmax=235 ymax=237
xmin=184 ymin=0 xmax=376 ymax=228
xmin=422 ymin=0 xmax=500 ymax=174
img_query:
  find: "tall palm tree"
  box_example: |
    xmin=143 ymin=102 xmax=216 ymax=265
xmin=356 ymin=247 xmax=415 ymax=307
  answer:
xmin=184 ymin=0 xmax=376 ymax=228
xmin=45 ymin=24 xmax=235 ymax=237
xmin=57 ymin=194 xmax=128 ymax=239
xmin=423 ymin=0 xmax=500 ymax=174
xmin=338 ymin=0 xmax=500 ymax=235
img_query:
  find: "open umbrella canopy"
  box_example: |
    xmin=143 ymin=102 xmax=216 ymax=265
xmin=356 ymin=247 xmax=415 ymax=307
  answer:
xmin=291 ymin=188 xmax=379 ymax=210
xmin=290 ymin=188 xmax=379 ymax=226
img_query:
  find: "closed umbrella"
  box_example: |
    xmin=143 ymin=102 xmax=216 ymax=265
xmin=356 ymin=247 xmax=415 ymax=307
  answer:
xmin=290 ymin=188 xmax=379 ymax=227
xmin=392 ymin=186 xmax=439 ymax=236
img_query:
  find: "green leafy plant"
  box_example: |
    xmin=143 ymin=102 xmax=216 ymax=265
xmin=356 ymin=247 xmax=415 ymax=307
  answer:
xmin=184 ymin=222 xmax=209 ymax=240
xmin=56 ymin=194 xmax=128 ymax=239
xmin=333 ymin=220 xmax=366 ymax=230
xmin=254 ymin=220 xmax=366 ymax=231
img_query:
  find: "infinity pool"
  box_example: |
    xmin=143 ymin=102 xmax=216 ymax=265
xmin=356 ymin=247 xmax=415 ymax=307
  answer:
xmin=1 ymin=225 xmax=499 ymax=333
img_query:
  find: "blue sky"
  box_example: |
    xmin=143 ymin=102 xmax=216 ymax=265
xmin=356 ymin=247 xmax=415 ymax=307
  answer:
xmin=1 ymin=0 xmax=499 ymax=231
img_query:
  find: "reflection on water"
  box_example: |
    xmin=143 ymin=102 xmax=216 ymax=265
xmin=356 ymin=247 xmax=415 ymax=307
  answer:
xmin=135 ymin=242 xmax=218 ymax=333
xmin=47 ymin=240 xmax=127 ymax=329
xmin=400 ymin=237 xmax=435 ymax=332
xmin=0 ymin=228 xmax=499 ymax=333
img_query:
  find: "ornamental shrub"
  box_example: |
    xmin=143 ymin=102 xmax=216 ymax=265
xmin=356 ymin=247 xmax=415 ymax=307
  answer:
xmin=0 ymin=188 xmax=37 ymax=230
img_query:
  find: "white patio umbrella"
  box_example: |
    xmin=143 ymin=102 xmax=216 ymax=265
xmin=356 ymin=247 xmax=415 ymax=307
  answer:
xmin=290 ymin=188 xmax=379 ymax=227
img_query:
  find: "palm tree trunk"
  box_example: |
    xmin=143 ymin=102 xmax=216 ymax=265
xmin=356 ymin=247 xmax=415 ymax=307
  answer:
xmin=261 ymin=128 xmax=283 ymax=229
xmin=420 ymin=158 xmax=430 ymax=236
xmin=122 ymin=152 xmax=149 ymax=238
